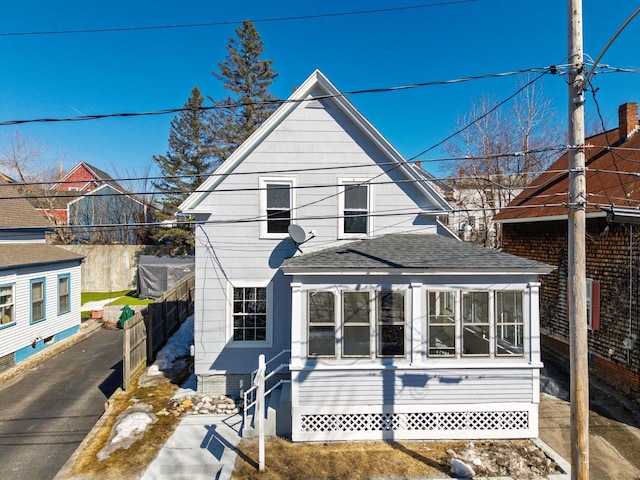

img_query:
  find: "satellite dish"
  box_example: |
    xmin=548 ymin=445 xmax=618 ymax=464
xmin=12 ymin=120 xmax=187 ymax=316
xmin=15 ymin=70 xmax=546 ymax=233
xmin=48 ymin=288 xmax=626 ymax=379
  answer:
xmin=288 ymin=224 xmax=307 ymax=244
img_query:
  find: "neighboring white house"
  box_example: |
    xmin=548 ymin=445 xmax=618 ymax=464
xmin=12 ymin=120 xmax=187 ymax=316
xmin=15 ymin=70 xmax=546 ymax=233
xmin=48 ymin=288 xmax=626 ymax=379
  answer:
xmin=0 ymin=181 xmax=84 ymax=371
xmin=179 ymin=70 xmax=553 ymax=442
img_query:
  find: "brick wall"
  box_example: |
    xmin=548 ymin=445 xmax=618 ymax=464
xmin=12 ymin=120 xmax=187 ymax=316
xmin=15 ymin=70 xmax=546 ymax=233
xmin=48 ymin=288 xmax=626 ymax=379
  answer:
xmin=503 ymin=219 xmax=640 ymax=392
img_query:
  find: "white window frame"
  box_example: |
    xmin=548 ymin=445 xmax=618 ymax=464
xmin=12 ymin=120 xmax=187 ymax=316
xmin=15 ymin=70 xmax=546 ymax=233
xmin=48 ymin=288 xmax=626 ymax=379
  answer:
xmin=495 ymin=290 xmax=525 ymax=357
xmin=259 ymin=177 xmax=296 ymax=239
xmin=341 ymin=290 xmax=373 ymax=358
xmin=227 ymin=281 xmax=272 ymax=348
xmin=427 ymin=290 xmax=458 ymax=357
xmin=338 ymin=178 xmax=372 ymax=238
xmin=0 ymin=283 xmax=15 ymax=328
xmin=376 ymin=290 xmax=407 ymax=358
xmin=307 ymin=290 xmax=337 ymax=358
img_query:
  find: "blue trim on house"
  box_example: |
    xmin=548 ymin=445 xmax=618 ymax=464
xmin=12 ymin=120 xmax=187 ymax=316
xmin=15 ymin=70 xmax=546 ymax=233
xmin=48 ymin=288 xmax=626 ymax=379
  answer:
xmin=57 ymin=273 xmax=71 ymax=315
xmin=13 ymin=324 xmax=80 ymax=363
xmin=30 ymin=277 xmax=46 ymax=324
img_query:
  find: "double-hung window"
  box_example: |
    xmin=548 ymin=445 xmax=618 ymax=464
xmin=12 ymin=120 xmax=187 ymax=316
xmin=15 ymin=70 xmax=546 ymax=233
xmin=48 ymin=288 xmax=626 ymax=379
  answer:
xmin=58 ymin=274 xmax=70 ymax=315
xmin=340 ymin=181 xmax=369 ymax=236
xmin=462 ymin=291 xmax=490 ymax=356
xmin=427 ymin=291 xmax=456 ymax=357
xmin=377 ymin=291 xmax=405 ymax=356
xmin=260 ymin=178 xmax=295 ymax=236
xmin=31 ymin=278 xmax=45 ymax=324
xmin=307 ymin=291 xmax=336 ymax=357
xmin=342 ymin=291 xmax=371 ymax=356
xmin=1 ymin=284 xmax=14 ymax=327
xmin=495 ymin=291 xmax=524 ymax=356
xmin=232 ymin=287 xmax=267 ymax=342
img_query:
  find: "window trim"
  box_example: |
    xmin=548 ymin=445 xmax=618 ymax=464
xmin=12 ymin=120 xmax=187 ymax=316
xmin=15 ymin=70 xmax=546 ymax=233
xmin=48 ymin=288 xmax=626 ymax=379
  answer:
xmin=0 ymin=283 xmax=16 ymax=329
xmin=376 ymin=290 xmax=407 ymax=358
xmin=227 ymin=281 xmax=272 ymax=348
xmin=259 ymin=177 xmax=296 ymax=239
xmin=461 ymin=290 xmax=492 ymax=357
xmin=494 ymin=290 xmax=525 ymax=357
xmin=338 ymin=178 xmax=371 ymax=238
xmin=30 ymin=278 xmax=46 ymax=324
xmin=57 ymin=273 xmax=71 ymax=315
xmin=427 ymin=290 xmax=458 ymax=358
xmin=307 ymin=290 xmax=337 ymax=358
xmin=341 ymin=290 xmax=373 ymax=358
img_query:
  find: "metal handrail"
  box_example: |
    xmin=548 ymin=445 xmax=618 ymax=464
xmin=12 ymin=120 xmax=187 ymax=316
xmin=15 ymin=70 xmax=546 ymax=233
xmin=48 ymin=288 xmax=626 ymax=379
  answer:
xmin=249 ymin=349 xmax=291 ymax=389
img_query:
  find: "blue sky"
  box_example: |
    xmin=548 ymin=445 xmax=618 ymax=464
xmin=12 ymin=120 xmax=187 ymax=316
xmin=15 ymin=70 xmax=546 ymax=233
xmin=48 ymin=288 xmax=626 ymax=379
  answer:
xmin=1 ymin=0 xmax=639 ymax=181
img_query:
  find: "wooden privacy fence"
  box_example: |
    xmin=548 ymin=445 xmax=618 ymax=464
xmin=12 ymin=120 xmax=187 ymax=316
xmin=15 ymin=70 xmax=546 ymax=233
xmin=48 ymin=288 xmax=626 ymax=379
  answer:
xmin=123 ymin=272 xmax=195 ymax=391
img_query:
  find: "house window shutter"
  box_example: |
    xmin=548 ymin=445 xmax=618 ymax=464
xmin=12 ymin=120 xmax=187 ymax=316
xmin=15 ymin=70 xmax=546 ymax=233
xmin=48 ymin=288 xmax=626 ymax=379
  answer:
xmin=591 ymin=281 xmax=601 ymax=331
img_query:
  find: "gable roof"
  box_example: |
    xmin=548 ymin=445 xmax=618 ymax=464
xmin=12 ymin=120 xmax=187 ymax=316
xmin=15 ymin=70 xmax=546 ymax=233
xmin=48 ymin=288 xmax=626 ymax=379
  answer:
xmin=0 ymin=181 xmax=52 ymax=230
xmin=179 ymin=69 xmax=451 ymax=214
xmin=495 ymin=102 xmax=640 ymax=223
xmin=52 ymin=161 xmax=125 ymax=193
xmin=281 ymin=233 xmax=552 ymax=274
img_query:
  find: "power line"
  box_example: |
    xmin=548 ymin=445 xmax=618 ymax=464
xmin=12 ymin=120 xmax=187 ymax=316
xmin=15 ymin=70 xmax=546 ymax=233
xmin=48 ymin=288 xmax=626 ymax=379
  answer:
xmin=0 ymin=67 xmax=555 ymax=126
xmin=0 ymin=1 xmax=476 ymax=37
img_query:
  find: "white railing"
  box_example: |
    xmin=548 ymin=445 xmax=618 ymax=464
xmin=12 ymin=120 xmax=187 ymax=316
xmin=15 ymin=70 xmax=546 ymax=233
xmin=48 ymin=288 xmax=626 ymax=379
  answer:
xmin=242 ymin=349 xmax=291 ymax=428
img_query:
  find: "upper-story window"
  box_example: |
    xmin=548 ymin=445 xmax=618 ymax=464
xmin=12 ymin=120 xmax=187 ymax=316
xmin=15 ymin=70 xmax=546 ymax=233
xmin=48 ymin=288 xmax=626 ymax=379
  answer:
xmin=340 ymin=180 xmax=370 ymax=236
xmin=260 ymin=177 xmax=295 ymax=237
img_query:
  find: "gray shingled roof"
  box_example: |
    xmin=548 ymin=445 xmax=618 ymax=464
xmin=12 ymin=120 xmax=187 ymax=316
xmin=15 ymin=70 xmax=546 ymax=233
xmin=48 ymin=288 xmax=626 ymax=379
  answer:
xmin=0 ymin=244 xmax=84 ymax=270
xmin=0 ymin=182 xmax=52 ymax=229
xmin=282 ymin=233 xmax=553 ymax=272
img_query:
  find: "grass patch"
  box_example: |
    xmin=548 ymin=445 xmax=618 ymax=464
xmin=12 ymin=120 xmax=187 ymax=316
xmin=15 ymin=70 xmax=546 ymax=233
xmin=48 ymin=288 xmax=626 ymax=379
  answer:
xmin=107 ymin=296 xmax=154 ymax=307
xmin=231 ymin=437 xmax=454 ymax=480
xmin=81 ymin=290 xmax=134 ymax=304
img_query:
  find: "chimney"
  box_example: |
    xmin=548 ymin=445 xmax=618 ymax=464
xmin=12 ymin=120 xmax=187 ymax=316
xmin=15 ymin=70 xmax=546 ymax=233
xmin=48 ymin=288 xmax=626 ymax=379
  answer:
xmin=618 ymin=102 xmax=639 ymax=140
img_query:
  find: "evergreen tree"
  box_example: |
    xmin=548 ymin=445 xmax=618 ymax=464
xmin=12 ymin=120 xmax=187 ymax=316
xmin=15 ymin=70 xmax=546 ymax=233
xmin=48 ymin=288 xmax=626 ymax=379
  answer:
xmin=210 ymin=20 xmax=279 ymax=161
xmin=152 ymin=86 xmax=215 ymax=255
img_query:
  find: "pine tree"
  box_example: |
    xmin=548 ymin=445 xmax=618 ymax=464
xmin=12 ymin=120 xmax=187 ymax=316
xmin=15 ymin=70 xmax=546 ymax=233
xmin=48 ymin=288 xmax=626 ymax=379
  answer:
xmin=152 ymin=86 xmax=215 ymax=255
xmin=210 ymin=20 xmax=279 ymax=161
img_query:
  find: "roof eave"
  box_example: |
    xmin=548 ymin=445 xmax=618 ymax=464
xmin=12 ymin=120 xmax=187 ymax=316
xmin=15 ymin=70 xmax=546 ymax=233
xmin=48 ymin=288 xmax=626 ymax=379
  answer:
xmin=282 ymin=267 xmax=554 ymax=276
xmin=496 ymin=211 xmax=607 ymax=224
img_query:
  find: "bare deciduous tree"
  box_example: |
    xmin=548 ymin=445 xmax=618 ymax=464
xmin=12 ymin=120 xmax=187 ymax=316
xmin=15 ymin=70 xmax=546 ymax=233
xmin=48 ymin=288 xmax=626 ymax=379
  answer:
xmin=444 ymin=79 xmax=563 ymax=247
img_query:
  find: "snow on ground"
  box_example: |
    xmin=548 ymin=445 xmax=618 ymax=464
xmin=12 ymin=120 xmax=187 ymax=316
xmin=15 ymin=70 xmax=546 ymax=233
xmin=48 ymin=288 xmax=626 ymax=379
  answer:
xmin=98 ymin=315 xmax=194 ymax=459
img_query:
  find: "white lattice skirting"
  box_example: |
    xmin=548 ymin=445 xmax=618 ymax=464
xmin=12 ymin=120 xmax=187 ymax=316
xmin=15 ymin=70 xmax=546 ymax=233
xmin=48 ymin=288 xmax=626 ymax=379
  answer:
xmin=292 ymin=404 xmax=537 ymax=441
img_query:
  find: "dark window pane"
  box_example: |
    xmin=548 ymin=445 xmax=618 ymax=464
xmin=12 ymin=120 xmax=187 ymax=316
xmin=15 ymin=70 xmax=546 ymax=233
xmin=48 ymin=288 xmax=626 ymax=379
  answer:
xmin=309 ymin=292 xmax=334 ymax=324
xmin=256 ymin=328 xmax=266 ymax=341
xmin=309 ymin=326 xmax=335 ymax=356
xmin=344 ymin=212 xmax=367 ymax=234
xmin=379 ymin=325 xmax=404 ymax=356
xmin=343 ymin=325 xmax=370 ymax=356
xmin=378 ymin=292 xmax=404 ymax=324
xmin=463 ymin=324 xmax=490 ymax=355
xmin=343 ymin=292 xmax=369 ymax=323
xmin=266 ymin=184 xmax=290 ymax=208
xmin=267 ymin=209 xmax=290 ymax=233
xmin=344 ymin=185 xmax=367 ymax=209
xmin=428 ymin=325 xmax=455 ymax=356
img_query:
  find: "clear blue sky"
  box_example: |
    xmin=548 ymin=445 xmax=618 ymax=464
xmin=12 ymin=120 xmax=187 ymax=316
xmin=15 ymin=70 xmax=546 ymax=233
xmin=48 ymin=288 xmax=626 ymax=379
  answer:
xmin=1 ymin=0 xmax=639 ymax=181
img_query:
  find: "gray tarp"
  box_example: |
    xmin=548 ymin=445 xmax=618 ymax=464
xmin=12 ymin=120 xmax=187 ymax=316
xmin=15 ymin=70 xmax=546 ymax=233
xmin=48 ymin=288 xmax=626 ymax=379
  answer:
xmin=137 ymin=255 xmax=195 ymax=298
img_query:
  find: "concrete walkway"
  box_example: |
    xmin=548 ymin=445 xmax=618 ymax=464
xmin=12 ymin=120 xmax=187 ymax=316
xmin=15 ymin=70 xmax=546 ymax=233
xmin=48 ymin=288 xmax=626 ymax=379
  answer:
xmin=139 ymin=413 xmax=243 ymax=480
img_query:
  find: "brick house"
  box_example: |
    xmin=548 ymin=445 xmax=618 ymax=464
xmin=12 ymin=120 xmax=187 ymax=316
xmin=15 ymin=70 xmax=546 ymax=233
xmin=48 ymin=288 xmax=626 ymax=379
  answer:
xmin=494 ymin=102 xmax=640 ymax=393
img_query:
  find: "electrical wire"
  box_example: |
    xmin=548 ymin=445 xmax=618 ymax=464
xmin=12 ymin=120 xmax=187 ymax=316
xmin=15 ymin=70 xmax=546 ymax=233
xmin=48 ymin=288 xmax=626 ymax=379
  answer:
xmin=0 ymin=1 xmax=477 ymax=37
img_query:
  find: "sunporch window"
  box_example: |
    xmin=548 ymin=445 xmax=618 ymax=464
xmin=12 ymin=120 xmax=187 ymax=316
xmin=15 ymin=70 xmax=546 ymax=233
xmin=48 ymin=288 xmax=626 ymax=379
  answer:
xmin=308 ymin=291 xmax=335 ymax=357
xmin=427 ymin=291 xmax=456 ymax=357
xmin=495 ymin=291 xmax=524 ymax=356
xmin=342 ymin=291 xmax=371 ymax=356
xmin=377 ymin=291 xmax=405 ymax=356
xmin=462 ymin=291 xmax=490 ymax=356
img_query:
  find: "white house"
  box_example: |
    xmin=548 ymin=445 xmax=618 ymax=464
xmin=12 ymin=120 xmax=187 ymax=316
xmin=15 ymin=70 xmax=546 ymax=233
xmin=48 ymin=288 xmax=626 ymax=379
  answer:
xmin=0 ymin=181 xmax=84 ymax=371
xmin=179 ymin=70 xmax=553 ymax=441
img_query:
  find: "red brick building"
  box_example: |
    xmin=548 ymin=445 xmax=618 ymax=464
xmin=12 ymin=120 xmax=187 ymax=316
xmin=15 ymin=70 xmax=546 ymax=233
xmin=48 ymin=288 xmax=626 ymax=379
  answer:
xmin=495 ymin=103 xmax=640 ymax=393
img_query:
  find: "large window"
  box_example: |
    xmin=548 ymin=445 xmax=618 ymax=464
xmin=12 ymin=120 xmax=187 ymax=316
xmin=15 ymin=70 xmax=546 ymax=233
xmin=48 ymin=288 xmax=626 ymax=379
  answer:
xmin=495 ymin=291 xmax=524 ymax=356
xmin=261 ymin=178 xmax=294 ymax=236
xmin=427 ymin=291 xmax=456 ymax=357
xmin=462 ymin=291 xmax=490 ymax=356
xmin=233 ymin=287 xmax=267 ymax=342
xmin=0 ymin=284 xmax=14 ymax=327
xmin=307 ymin=291 xmax=335 ymax=357
xmin=31 ymin=279 xmax=45 ymax=323
xmin=377 ymin=291 xmax=405 ymax=356
xmin=58 ymin=274 xmax=70 ymax=315
xmin=341 ymin=183 xmax=369 ymax=235
xmin=342 ymin=291 xmax=371 ymax=356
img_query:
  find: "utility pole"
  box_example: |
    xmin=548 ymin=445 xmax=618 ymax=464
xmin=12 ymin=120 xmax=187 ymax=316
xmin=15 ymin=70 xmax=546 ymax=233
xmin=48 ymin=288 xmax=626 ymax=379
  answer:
xmin=567 ymin=0 xmax=589 ymax=479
